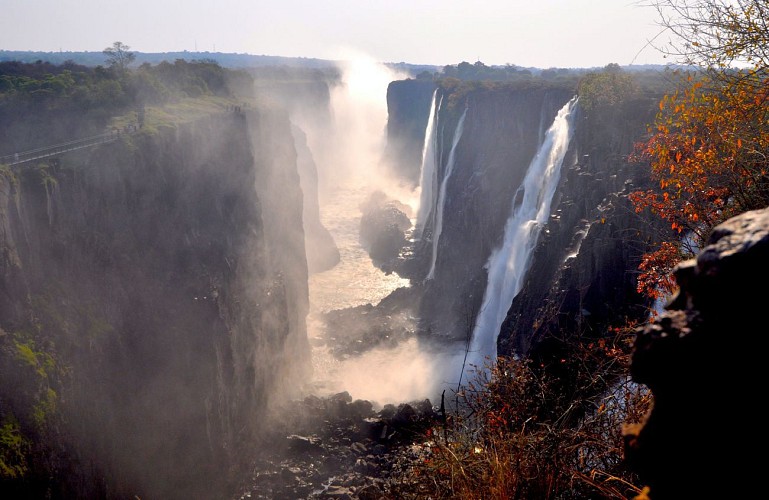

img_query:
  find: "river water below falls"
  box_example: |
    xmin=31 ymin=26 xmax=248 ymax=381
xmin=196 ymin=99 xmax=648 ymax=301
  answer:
xmin=307 ymin=178 xmax=412 ymax=403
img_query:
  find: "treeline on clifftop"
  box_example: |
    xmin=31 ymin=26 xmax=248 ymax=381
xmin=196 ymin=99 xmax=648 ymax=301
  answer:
xmin=0 ymin=53 xmax=253 ymax=154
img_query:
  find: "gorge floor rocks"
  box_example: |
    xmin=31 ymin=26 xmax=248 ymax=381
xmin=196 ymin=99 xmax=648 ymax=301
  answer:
xmin=236 ymin=392 xmax=438 ymax=500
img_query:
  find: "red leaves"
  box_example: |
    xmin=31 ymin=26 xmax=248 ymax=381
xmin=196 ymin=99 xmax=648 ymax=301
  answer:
xmin=636 ymin=242 xmax=681 ymax=299
xmin=630 ymin=73 xmax=769 ymax=300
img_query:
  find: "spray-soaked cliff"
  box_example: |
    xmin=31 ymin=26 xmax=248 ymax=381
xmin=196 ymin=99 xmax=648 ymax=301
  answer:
xmin=499 ymin=89 xmax=662 ymax=356
xmin=385 ymin=75 xmax=663 ymax=370
xmin=405 ymin=83 xmax=576 ymax=343
xmin=0 ymin=107 xmax=311 ymax=498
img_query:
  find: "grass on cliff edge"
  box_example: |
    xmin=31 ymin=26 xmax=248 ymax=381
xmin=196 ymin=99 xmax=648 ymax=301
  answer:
xmin=108 ymin=95 xmax=261 ymax=134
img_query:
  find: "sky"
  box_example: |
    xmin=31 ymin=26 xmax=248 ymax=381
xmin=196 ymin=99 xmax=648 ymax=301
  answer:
xmin=0 ymin=0 xmax=673 ymax=69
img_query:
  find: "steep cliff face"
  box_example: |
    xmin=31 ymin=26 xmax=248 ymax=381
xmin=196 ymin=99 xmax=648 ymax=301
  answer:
xmin=383 ymin=79 xmax=436 ymax=185
xmin=292 ymin=125 xmax=340 ymax=274
xmin=414 ymin=86 xmax=575 ymax=340
xmin=499 ymin=95 xmax=661 ymax=356
xmin=0 ymin=109 xmax=310 ymax=498
xmin=254 ymin=77 xmax=340 ymax=275
xmin=384 ymin=80 xmax=662 ymax=358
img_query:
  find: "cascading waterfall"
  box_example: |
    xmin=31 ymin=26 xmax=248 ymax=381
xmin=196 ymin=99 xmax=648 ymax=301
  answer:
xmin=467 ymin=96 xmax=579 ymax=372
xmin=426 ymin=106 xmax=468 ymax=281
xmin=414 ymin=89 xmax=442 ymax=240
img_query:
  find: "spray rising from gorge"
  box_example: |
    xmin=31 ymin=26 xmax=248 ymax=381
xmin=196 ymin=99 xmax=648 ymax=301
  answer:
xmin=293 ymin=59 xmax=581 ymax=407
xmin=290 ymin=54 xmax=422 ymax=404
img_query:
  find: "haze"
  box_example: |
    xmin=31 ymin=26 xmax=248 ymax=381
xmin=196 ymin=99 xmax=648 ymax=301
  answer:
xmin=1 ymin=0 xmax=669 ymax=68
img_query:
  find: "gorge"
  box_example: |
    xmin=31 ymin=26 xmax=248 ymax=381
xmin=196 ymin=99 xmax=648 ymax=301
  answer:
xmin=1 ymin=57 xmax=668 ymax=499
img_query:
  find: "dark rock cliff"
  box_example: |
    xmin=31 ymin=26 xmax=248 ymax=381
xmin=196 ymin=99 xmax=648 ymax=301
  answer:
xmin=254 ymin=77 xmax=340 ymax=275
xmin=416 ymin=86 xmax=575 ymax=340
xmin=383 ymin=79 xmax=663 ymax=359
xmin=499 ymin=94 xmax=661 ymax=356
xmin=292 ymin=125 xmax=340 ymax=274
xmin=624 ymin=207 xmax=769 ymax=500
xmin=0 ymin=109 xmax=311 ymax=498
xmin=383 ymin=79 xmax=437 ymax=185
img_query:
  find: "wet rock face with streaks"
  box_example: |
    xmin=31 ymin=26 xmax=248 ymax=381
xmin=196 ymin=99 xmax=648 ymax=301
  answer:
xmin=499 ymin=94 xmax=661 ymax=357
xmin=624 ymin=207 xmax=769 ymax=500
xmin=237 ymin=392 xmax=438 ymax=499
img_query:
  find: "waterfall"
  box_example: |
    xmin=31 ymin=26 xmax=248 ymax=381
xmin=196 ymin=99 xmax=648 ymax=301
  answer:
xmin=425 ymin=106 xmax=468 ymax=281
xmin=467 ymin=96 xmax=579 ymax=372
xmin=414 ymin=90 xmax=442 ymax=240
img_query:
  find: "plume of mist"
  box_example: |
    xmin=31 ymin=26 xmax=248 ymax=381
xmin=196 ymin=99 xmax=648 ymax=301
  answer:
xmin=301 ymin=48 xmax=418 ymax=211
xmin=312 ymin=337 xmax=476 ymax=409
xmin=295 ymin=49 xmax=465 ymax=406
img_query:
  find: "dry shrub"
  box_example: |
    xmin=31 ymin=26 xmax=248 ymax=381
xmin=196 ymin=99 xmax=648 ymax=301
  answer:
xmin=400 ymin=325 xmax=651 ymax=499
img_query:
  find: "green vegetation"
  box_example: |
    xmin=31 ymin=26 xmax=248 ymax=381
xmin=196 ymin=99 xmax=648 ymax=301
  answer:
xmin=0 ymin=282 xmax=118 ymax=492
xmin=0 ymin=163 xmax=17 ymax=186
xmin=578 ymin=63 xmax=638 ymax=111
xmin=436 ymin=61 xmax=674 ymax=113
xmin=0 ymin=418 xmax=29 ymax=480
xmin=0 ymin=44 xmax=256 ymax=155
xmin=438 ymin=60 xmax=578 ymax=83
xmin=0 ymin=328 xmax=60 ymax=484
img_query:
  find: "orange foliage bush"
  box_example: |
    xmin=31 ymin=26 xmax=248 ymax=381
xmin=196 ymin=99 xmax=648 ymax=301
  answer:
xmin=630 ymin=73 xmax=769 ymax=298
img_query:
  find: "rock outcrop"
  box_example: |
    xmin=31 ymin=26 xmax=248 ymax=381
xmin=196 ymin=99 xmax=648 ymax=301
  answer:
xmin=624 ymin=206 xmax=769 ymax=500
xmin=359 ymin=190 xmax=411 ymax=272
xmin=236 ymin=391 xmax=439 ymax=500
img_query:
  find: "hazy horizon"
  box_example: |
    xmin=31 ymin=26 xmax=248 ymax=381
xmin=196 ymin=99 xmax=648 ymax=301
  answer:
xmin=2 ymin=1 xmax=673 ymax=69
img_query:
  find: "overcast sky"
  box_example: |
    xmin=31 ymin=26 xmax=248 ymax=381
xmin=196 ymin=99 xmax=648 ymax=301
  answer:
xmin=0 ymin=0 xmax=672 ymax=68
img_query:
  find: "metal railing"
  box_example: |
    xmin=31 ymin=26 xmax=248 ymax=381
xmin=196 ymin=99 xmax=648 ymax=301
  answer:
xmin=0 ymin=129 xmax=132 ymax=166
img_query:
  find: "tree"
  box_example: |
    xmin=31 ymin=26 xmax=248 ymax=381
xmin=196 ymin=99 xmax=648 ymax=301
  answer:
xmin=630 ymin=0 xmax=769 ymax=299
xmin=650 ymin=0 xmax=769 ymax=72
xmin=103 ymin=41 xmax=135 ymax=76
xmin=578 ymin=64 xmax=638 ymax=111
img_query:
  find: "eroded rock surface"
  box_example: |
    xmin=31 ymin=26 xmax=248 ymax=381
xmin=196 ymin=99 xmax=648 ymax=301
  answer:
xmin=625 ymin=207 xmax=769 ymax=499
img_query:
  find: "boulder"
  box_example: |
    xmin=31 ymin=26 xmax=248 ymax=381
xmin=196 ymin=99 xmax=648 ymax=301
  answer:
xmin=624 ymin=207 xmax=769 ymax=499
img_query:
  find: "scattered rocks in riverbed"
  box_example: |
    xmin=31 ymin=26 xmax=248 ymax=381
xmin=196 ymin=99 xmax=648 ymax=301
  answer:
xmin=235 ymin=392 xmax=440 ymax=499
xmin=322 ymin=303 xmax=415 ymax=360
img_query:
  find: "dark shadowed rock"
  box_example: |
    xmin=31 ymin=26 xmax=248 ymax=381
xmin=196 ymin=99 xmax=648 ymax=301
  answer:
xmin=292 ymin=125 xmax=340 ymax=274
xmin=624 ymin=206 xmax=769 ymax=500
xmin=359 ymin=190 xmax=411 ymax=271
xmin=287 ymin=435 xmax=324 ymax=454
xmin=383 ymin=79 xmax=437 ymax=185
